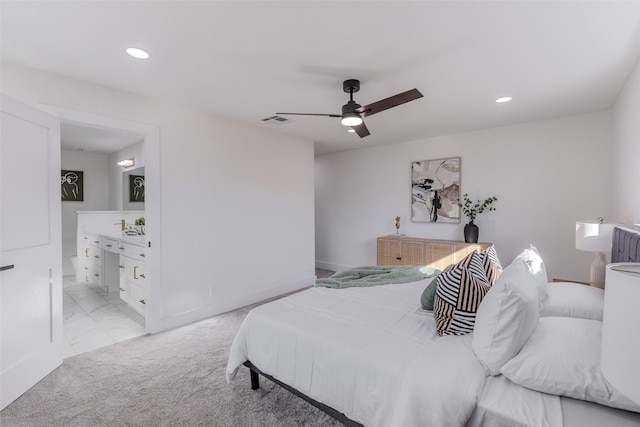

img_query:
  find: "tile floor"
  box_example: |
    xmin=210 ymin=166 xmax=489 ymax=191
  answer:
xmin=62 ymin=275 xmax=146 ymax=358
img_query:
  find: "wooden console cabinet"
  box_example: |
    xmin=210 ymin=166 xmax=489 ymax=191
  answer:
xmin=377 ymin=236 xmax=491 ymax=271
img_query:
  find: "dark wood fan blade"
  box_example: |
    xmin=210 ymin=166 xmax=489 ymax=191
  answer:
xmin=351 ymin=121 xmax=370 ymax=138
xmin=356 ymin=88 xmax=423 ymax=117
xmin=276 ymin=112 xmax=341 ymax=118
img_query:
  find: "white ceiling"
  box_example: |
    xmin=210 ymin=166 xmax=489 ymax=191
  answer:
xmin=2 ymin=1 xmax=640 ymax=155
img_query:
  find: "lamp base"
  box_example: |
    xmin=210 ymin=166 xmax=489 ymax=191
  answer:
xmin=589 ymin=252 xmax=608 ymax=289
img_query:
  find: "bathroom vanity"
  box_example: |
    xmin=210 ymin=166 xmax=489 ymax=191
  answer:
xmin=76 ymin=211 xmax=147 ymax=315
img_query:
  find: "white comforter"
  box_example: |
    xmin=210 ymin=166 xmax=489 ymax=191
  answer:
xmin=226 ymin=279 xmax=487 ymax=427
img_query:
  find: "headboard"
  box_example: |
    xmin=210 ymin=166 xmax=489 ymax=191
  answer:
xmin=611 ymin=227 xmax=640 ymax=263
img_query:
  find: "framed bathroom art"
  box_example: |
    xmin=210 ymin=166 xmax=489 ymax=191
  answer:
xmin=411 ymin=157 xmax=460 ymax=223
xmin=61 ymin=170 xmax=84 ymax=201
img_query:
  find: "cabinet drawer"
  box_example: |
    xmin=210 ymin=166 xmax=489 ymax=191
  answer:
xmin=129 ymin=284 xmax=146 ymax=315
xmin=84 ymin=233 xmax=103 ymax=248
xmin=82 ymin=245 xmax=103 ymax=266
xmin=119 ymin=255 xmax=147 ymax=285
xmin=117 ymin=241 xmax=146 ymax=262
xmin=103 ymin=238 xmax=118 ymax=253
xmin=89 ymin=264 xmax=104 ymax=285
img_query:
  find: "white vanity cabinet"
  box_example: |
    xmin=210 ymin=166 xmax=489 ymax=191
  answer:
xmin=76 ymin=211 xmax=148 ymax=316
xmin=118 ymin=242 xmax=147 ymax=315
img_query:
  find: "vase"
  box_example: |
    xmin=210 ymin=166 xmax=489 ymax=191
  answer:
xmin=464 ymin=223 xmax=479 ymax=243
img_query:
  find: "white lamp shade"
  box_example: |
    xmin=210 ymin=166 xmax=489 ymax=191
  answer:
xmin=601 ymin=263 xmax=640 ymax=404
xmin=575 ymin=221 xmax=615 ymax=252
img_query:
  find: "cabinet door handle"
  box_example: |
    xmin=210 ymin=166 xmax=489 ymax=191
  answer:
xmin=139 ymin=299 xmax=146 ymax=305
xmin=94 ymin=255 xmax=100 ymax=259
xmin=94 ymin=273 xmax=100 ymax=277
xmin=139 ymin=274 xmax=146 ymax=279
xmin=396 ymin=257 xmax=402 ymax=260
xmin=119 ymin=265 xmax=125 ymax=269
xmin=85 ymin=248 xmax=89 ymax=257
xmin=139 ymin=253 xmax=145 ymax=257
xmin=94 ymin=240 xmax=100 ymax=244
xmin=119 ymin=287 xmax=125 ymax=292
xmin=133 ymin=265 xmax=139 ymax=279
xmin=0 ymin=264 xmax=15 ymax=272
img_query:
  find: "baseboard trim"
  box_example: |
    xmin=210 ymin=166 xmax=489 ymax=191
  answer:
xmin=315 ymin=261 xmax=353 ymax=272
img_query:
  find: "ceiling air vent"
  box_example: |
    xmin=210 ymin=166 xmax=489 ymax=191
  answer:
xmin=261 ymin=115 xmax=291 ymax=125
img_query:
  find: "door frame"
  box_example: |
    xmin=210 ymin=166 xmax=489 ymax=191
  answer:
xmin=40 ymin=105 xmax=162 ymax=333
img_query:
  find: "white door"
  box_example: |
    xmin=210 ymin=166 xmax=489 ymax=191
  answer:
xmin=0 ymin=94 xmax=63 ymax=410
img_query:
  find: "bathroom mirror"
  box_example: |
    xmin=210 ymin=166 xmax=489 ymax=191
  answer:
xmin=123 ymin=166 xmax=145 ymax=211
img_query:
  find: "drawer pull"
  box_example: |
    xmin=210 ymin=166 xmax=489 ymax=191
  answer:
xmin=119 ymin=265 xmax=125 ymax=269
xmin=139 ymin=274 xmax=146 ymax=279
xmin=396 ymin=257 xmax=402 ymax=260
xmin=134 ymin=265 xmax=139 ymax=279
xmin=105 ymin=244 xmax=113 ymax=248
xmin=139 ymin=253 xmax=145 ymax=257
xmin=94 ymin=240 xmax=100 ymax=244
xmin=94 ymin=273 xmax=100 ymax=277
xmin=85 ymin=248 xmax=89 ymax=257
xmin=119 ymin=287 xmax=125 ymax=292
xmin=118 ymin=246 xmax=125 ymax=250
xmin=0 ymin=264 xmax=15 ymax=271
xmin=94 ymin=255 xmax=100 ymax=259
xmin=84 ymin=266 xmax=89 ymax=270
xmin=139 ymin=299 xmax=146 ymax=305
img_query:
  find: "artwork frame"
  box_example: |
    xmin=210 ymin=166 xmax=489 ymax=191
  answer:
xmin=61 ymin=170 xmax=84 ymax=201
xmin=129 ymin=174 xmax=145 ymax=202
xmin=411 ymin=157 xmax=460 ymax=223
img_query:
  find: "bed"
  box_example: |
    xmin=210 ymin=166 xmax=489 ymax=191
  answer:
xmin=226 ymin=226 xmax=640 ymax=426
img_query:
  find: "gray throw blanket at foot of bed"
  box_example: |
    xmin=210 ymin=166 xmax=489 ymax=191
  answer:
xmin=315 ymin=265 xmax=439 ymax=289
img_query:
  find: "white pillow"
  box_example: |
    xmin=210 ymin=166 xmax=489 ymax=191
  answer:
xmin=472 ymin=260 xmax=540 ymax=376
xmin=512 ymin=244 xmax=549 ymax=306
xmin=541 ymin=281 xmax=604 ymax=320
xmin=500 ymin=317 xmax=640 ymax=413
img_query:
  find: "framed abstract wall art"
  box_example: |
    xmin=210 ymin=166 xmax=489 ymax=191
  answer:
xmin=61 ymin=170 xmax=84 ymax=201
xmin=411 ymin=157 xmax=460 ymax=223
xmin=129 ymin=174 xmax=145 ymax=202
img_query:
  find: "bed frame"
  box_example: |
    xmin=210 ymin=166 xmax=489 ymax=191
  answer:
xmin=244 ymin=361 xmax=363 ymax=427
xmin=244 ymin=226 xmax=640 ymax=427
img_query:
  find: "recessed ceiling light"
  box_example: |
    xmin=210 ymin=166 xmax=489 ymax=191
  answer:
xmin=126 ymin=47 xmax=151 ymax=59
xmin=495 ymin=96 xmax=512 ymax=103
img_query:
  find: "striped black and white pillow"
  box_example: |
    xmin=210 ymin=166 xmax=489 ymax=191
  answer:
xmin=434 ymin=252 xmax=491 ymax=336
xmin=481 ymin=245 xmax=503 ymax=285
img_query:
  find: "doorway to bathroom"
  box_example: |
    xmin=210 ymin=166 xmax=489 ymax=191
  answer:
xmin=48 ymin=105 xmax=161 ymax=357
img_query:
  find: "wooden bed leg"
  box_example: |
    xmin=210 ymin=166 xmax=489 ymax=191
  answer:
xmin=250 ymin=369 xmax=260 ymax=390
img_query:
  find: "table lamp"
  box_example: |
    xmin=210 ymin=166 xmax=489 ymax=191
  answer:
xmin=575 ymin=219 xmax=615 ymax=288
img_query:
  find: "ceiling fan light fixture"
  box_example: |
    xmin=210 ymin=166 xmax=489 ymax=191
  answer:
xmin=341 ymin=113 xmax=363 ymax=127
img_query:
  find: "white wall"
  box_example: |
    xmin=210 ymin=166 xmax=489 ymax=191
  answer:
xmin=316 ymin=111 xmax=613 ymax=283
xmin=60 ymin=150 xmax=110 ymax=275
xmin=612 ymin=57 xmax=640 ymax=226
xmin=2 ymin=61 xmax=316 ymax=333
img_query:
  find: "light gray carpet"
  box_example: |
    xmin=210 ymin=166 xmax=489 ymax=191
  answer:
xmin=0 ymin=286 xmax=342 ymax=426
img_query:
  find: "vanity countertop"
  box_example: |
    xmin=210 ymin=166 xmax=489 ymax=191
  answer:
xmin=84 ymin=226 xmax=145 ymax=247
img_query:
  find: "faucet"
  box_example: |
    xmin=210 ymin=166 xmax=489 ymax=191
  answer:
xmin=113 ymin=219 xmax=125 ymax=231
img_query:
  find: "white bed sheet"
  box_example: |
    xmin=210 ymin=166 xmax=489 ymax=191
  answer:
xmin=466 ymin=375 xmax=640 ymax=427
xmin=466 ymin=375 xmax=563 ymax=427
xmin=226 ymin=279 xmax=487 ymax=427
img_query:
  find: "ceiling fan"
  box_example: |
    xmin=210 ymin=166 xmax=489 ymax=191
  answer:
xmin=276 ymin=79 xmax=423 ymax=138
